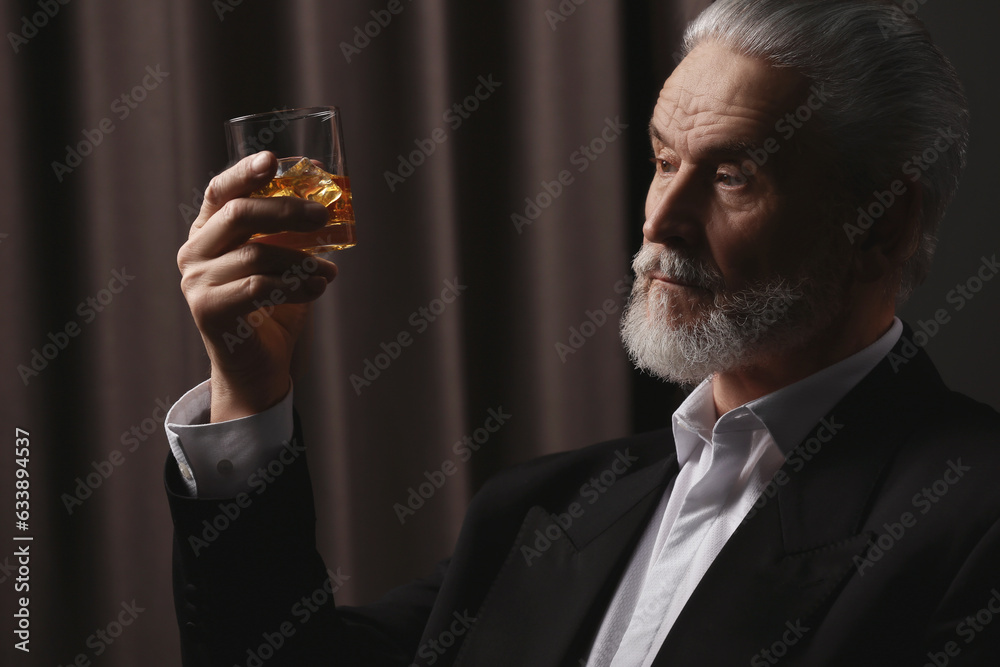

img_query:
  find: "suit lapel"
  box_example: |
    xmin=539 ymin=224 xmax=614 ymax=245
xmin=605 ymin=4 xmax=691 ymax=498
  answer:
xmin=454 ymin=451 xmax=677 ymax=667
xmin=451 ymin=326 xmax=947 ymax=666
xmin=651 ymin=462 xmax=875 ymax=665
xmin=653 ymin=336 xmax=946 ymax=664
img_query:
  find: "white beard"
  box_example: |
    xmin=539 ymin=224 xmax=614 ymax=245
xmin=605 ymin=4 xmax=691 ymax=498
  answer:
xmin=619 ymin=243 xmax=845 ymax=385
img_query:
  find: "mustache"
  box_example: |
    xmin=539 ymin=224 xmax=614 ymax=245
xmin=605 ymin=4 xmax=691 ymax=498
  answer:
xmin=632 ymin=245 xmax=724 ymax=291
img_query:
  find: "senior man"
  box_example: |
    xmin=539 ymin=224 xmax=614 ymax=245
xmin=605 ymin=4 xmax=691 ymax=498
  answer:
xmin=165 ymin=0 xmax=1000 ymax=665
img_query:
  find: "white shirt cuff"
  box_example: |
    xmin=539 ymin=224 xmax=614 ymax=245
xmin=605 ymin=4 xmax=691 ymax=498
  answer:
xmin=164 ymin=379 xmax=294 ymax=498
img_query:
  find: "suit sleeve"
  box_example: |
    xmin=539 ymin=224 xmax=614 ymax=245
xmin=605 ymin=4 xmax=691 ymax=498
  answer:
xmin=918 ymin=513 xmax=1000 ymax=663
xmin=165 ymin=413 xmax=443 ymax=666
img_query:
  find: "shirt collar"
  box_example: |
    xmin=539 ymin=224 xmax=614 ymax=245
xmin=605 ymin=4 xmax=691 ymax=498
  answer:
xmin=671 ymin=378 xmax=769 ymax=467
xmin=671 ymin=378 xmax=718 ymax=466
xmin=670 ymin=317 xmax=903 ymax=461
xmin=747 ymin=317 xmax=902 ymax=456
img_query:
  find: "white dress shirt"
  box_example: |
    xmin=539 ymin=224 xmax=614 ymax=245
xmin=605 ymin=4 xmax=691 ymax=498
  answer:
xmin=166 ymin=380 xmax=295 ymax=498
xmin=583 ymin=317 xmax=902 ymax=666
xmin=165 ymin=319 xmax=903 ymax=662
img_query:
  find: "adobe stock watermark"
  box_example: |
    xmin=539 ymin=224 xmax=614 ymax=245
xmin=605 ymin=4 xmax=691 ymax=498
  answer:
xmin=178 ymin=108 xmax=298 ymax=226
xmin=0 ymin=554 xmax=16 ymax=586
xmin=55 ymin=599 xmax=145 ymax=666
xmin=555 ymin=273 xmax=633 ymax=363
xmin=409 ymin=610 xmax=477 ymax=667
xmin=888 ymin=254 xmax=999 ymax=373
xmin=744 ymin=415 xmax=844 ymax=521
xmin=393 ymin=406 xmax=513 ymax=524
xmin=511 ymin=116 xmax=628 ymax=234
xmin=188 ymin=437 xmax=306 ymax=557
xmin=12 ymin=546 xmax=30 ymax=652
xmin=233 ymin=567 xmax=350 ymax=667
xmin=51 ymin=65 xmax=170 ymax=182
xmin=384 ymin=74 xmax=503 ymax=192
xmin=223 ymin=254 xmax=328 ymax=353
xmin=178 ymin=169 xmax=219 ymax=226
xmin=843 ymin=126 xmax=961 ymax=243
xmin=520 ymin=448 xmax=639 ymax=566
xmin=213 ymin=0 xmax=246 ymax=21
xmin=61 ymin=396 xmax=172 ymax=515
xmin=750 ymin=619 xmax=811 ymax=666
xmin=16 ymin=267 xmax=136 ymax=386
xmin=545 ymin=0 xmax=589 ymax=31
xmin=853 ymin=459 xmax=971 ymax=577
xmin=739 ymin=84 xmax=829 ymax=178
xmin=7 ymin=0 xmax=71 ymax=54
xmin=340 ymin=0 xmax=413 ymax=63
xmin=225 ymin=107 xmax=298 ymax=161
xmin=879 ymin=0 xmax=931 ymax=39
xmin=349 ymin=278 xmax=468 ymax=395
xmin=923 ymin=588 xmax=1000 ymax=667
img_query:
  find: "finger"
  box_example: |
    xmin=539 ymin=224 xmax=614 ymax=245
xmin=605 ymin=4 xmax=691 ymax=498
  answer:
xmin=192 ymin=152 xmax=278 ymax=230
xmin=188 ymin=196 xmax=330 ymax=259
xmin=202 ymin=242 xmax=339 ymax=288
xmin=194 ymin=267 xmax=333 ymax=333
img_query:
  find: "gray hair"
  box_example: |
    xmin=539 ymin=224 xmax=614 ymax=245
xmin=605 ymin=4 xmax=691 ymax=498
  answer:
xmin=682 ymin=0 xmax=970 ymax=302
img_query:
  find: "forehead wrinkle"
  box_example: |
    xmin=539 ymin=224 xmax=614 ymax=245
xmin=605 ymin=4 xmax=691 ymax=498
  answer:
xmin=658 ymin=85 xmax=780 ymax=132
xmin=650 ymin=43 xmax=811 ymax=160
xmin=656 ymin=84 xmax=707 ymax=134
xmin=652 ymin=107 xmax=758 ymax=163
xmin=652 ymin=88 xmax=799 ymax=165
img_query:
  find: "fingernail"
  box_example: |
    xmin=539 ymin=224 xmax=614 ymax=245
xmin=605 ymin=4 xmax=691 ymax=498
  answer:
xmin=252 ymin=152 xmax=270 ymax=175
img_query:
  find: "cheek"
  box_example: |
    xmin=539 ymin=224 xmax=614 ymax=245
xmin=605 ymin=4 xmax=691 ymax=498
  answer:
xmin=708 ymin=204 xmax=793 ymax=282
xmin=702 ymin=220 xmax=768 ymax=284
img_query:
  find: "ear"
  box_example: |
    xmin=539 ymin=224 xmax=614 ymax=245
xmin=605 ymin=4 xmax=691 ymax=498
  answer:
xmin=852 ymin=181 xmax=923 ymax=284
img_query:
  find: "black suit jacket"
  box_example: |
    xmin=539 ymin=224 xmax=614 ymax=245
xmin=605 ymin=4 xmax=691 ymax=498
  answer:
xmin=166 ymin=334 xmax=1000 ymax=666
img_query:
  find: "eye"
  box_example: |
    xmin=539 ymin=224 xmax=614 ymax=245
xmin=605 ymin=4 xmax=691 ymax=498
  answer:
xmin=649 ymin=156 xmax=678 ymax=175
xmin=717 ymin=168 xmax=748 ymax=188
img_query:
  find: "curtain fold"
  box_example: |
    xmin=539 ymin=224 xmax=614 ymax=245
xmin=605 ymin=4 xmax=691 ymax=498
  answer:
xmin=2 ymin=2 xmax=641 ymax=663
xmin=2 ymin=1 xmax=995 ymax=665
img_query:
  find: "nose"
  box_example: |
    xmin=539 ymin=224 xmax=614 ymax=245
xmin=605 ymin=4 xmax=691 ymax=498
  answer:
xmin=642 ymin=168 xmax=704 ymax=249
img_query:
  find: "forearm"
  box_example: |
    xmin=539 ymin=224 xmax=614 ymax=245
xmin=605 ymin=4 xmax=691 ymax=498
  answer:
xmin=166 ymin=435 xmax=344 ymax=665
xmin=165 ymin=415 xmax=432 ymax=666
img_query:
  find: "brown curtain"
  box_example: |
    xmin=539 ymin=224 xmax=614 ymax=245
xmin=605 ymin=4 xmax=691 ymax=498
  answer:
xmin=2 ymin=1 xmax=996 ymax=664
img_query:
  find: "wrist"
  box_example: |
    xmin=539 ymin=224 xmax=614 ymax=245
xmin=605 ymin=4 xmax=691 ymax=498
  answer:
xmin=209 ymin=372 xmax=291 ymax=422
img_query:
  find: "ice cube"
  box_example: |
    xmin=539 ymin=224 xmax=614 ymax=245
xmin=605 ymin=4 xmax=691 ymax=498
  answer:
xmin=277 ymin=157 xmax=315 ymax=179
xmin=251 ymin=157 xmax=342 ymax=205
xmin=253 ymin=179 xmax=298 ymax=198
xmin=306 ymin=180 xmax=343 ymax=207
xmin=283 ymin=157 xmax=343 ymax=206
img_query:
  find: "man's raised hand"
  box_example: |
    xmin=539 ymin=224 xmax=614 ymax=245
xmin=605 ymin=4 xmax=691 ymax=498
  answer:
xmin=176 ymin=151 xmax=338 ymax=421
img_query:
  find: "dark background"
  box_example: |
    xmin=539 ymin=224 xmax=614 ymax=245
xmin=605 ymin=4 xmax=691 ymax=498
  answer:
xmin=1 ymin=1 xmax=996 ymax=664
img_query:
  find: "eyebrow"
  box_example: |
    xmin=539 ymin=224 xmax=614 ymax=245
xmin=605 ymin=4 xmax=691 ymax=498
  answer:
xmin=648 ymin=121 xmax=668 ymax=147
xmin=648 ymin=120 xmax=765 ymax=163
